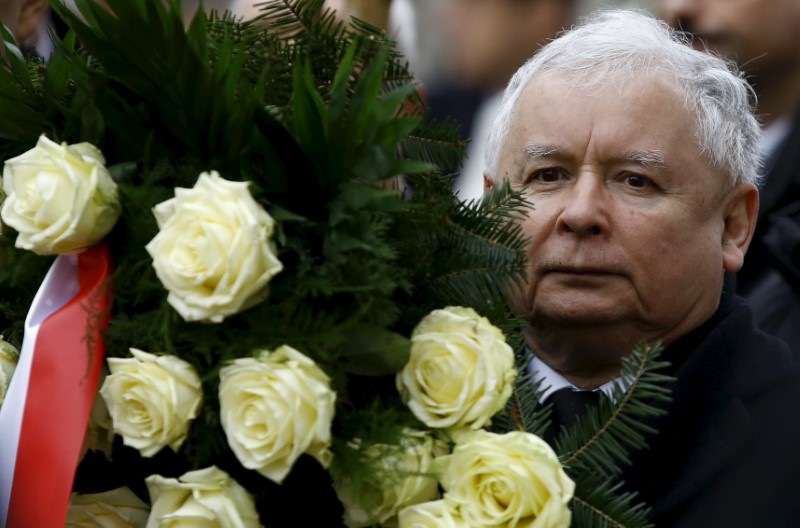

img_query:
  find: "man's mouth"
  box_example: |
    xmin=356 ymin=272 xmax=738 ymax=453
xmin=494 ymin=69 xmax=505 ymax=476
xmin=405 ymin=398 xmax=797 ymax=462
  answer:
xmin=545 ymin=265 xmax=620 ymax=276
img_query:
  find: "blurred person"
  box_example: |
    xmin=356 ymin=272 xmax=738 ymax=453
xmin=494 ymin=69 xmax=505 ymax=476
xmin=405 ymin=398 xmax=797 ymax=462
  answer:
xmin=0 ymin=0 xmax=48 ymax=56
xmin=658 ymin=0 xmax=800 ymax=351
xmin=426 ymin=0 xmax=575 ymax=202
xmin=445 ymin=0 xmax=571 ymax=90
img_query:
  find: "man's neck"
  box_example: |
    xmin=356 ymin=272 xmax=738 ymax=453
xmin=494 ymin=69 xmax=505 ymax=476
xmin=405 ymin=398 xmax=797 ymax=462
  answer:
xmin=523 ymin=327 xmax=623 ymax=390
xmin=536 ymin=360 xmax=621 ymax=390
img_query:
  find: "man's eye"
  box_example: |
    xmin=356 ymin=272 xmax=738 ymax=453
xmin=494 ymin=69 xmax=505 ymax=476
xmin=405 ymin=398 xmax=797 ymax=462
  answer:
xmin=533 ymin=168 xmax=564 ymax=183
xmin=623 ymin=174 xmax=650 ymax=188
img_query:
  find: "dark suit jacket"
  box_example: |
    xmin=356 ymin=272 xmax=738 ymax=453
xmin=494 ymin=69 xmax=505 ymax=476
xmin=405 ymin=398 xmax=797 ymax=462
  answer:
xmin=624 ymin=280 xmax=800 ymax=527
xmin=738 ymin=111 xmax=800 ymax=352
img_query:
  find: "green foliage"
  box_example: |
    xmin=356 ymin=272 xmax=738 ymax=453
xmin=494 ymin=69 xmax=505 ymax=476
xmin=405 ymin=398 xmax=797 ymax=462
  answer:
xmin=0 ymin=0 xmax=529 ymax=515
xmin=0 ymin=246 xmax=52 ymax=347
xmin=571 ymin=475 xmax=654 ymax=528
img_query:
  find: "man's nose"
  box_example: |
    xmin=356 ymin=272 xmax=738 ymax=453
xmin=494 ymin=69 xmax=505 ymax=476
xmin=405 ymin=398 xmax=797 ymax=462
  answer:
xmin=556 ymin=176 xmax=608 ymax=237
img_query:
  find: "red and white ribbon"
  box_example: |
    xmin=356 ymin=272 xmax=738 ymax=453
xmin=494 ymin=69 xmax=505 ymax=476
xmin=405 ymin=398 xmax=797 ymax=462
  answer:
xmin=0 ymin=243 xmax=111 ymax=528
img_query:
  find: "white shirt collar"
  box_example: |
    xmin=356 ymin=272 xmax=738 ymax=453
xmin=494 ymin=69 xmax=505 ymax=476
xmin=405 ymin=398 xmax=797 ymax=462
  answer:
xmin=528 ymin=355 xmax=631 ymax=403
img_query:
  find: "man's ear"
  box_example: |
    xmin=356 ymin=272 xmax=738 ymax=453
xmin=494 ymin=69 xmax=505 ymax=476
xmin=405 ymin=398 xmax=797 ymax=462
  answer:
xmin=483 ymin=172 xmax=494 ymax=192
xmin=16 ymin=0 xmax=48 ymax=44
xmin=721 ymin=183 xmax=759 ymax=273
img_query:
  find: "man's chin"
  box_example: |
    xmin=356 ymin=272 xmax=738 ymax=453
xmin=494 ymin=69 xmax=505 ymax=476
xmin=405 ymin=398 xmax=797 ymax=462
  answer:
xmin=536 ymin=311 xmax=626 ymax=327
xmin=529 ymin=300 xmax=634 ymax=327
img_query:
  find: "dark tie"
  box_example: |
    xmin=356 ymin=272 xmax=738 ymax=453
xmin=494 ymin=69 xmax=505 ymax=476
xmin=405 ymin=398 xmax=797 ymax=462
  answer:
xmin=544 ymin=388 xmax=603 ymax=442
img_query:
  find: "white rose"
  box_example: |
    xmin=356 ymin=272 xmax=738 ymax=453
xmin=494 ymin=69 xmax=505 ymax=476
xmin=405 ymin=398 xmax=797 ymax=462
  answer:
xmin=66 ymin=487 xmax=149 ymax=528
xmin=398 ymin=500 xmax=467 ymax=528
xmin=0 ymin=337 xmax=18 ymax=408
xmin=145 ymin=171 xmax=283 ymax=323
xmin=145 ymin=466 xmax=262 ymax=528
xmin=219 ymin=345 xmax=336 ymax=484
xmin=100 ymin=348 xmax=203 ymax=457
xmin=1 ymin=134 xmax=120 ymax=255
xmin=438 ymin=430 xmax=575 ymax=528
xmin=335 ymin=430 xmax=448 ymax=528
xmin=396 ymin=306 xmax=517 ymax=430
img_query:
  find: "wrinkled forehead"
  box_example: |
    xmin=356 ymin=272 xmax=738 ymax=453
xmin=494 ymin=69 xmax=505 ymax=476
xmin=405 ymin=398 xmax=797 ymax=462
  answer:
xmin=513 ymin=68 xmax=695 ymax=130
xmin=503 ymin=70 xmax=731 ymax=188
xmin=510 ymin=68 xmax=706 ymax=159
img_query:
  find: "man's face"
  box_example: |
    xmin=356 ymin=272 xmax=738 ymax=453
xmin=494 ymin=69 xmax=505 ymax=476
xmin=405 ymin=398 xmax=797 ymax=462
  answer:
xmin=497 ymin=72 xmax=741 ymax=365
xmin=658 ymin=0 xmax=800 ymax=74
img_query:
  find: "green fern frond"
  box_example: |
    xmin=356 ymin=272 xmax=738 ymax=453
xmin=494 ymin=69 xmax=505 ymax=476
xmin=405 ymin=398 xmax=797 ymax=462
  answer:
xmin=557 ymin=343 xmax=673 ymax=476
xmin=257 ymin=0 xmax=344 ymax=42
xmin=423 ymin=195 xmax=530 ymax=308
xmin=401 ymin=118 xmax=467 ymax=173
xmin=571 ymin=474 xmax=654 ymax=528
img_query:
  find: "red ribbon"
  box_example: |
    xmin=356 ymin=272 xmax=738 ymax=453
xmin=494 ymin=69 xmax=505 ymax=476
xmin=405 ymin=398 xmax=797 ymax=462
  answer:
xmin=6 ymin=243 xmax=111 ymax=528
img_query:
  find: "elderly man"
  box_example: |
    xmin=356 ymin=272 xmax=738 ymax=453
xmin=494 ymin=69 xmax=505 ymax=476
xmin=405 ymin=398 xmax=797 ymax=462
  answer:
xmin=483 ymin=10 xmax=800 ymax=527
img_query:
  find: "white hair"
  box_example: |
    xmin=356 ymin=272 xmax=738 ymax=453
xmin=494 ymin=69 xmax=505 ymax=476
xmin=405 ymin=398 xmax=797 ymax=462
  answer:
xmin=484 ymin=9 xmax=762 ymax=188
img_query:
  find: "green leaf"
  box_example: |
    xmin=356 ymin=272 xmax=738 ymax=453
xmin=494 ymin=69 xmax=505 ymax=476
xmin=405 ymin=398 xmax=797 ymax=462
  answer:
xmin=268 ymin=204 xmax=310 ymax=223
xmin=291 ymin=58 xmax=329 ymax=169
xmin=108 ymin=162 xmax=139 ymax=184
xmin=41 ymin=32 xmax=75 ymax=99
xmin=338 ymin=324 xmax=411 ymax=376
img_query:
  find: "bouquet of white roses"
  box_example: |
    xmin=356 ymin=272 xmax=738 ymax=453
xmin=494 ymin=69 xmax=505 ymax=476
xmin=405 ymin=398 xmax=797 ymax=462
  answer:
xmin=0 ymin=1 xmax=671 ymax=527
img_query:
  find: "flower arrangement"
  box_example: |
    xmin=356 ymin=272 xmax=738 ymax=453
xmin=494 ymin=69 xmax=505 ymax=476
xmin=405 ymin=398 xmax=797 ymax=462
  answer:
xmin=0 ymin=1 xmax=672 ymax=527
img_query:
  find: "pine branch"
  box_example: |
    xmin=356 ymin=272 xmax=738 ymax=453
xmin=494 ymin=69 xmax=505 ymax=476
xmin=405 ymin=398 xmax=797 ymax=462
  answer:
xmin=400 ymin=118 xmax=466 ymax=171
xmin=426 ymin=206 xmax=529 ymax=307
xmin=258 ymin=0 xmax=345 ymax=43
xmin=478 ymin=179 xmax=535 ymax=220
xmin=571 ymin=475 xmax=654 ymax=528
xmin=558 ymin=343 xmax=673 ymax=476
